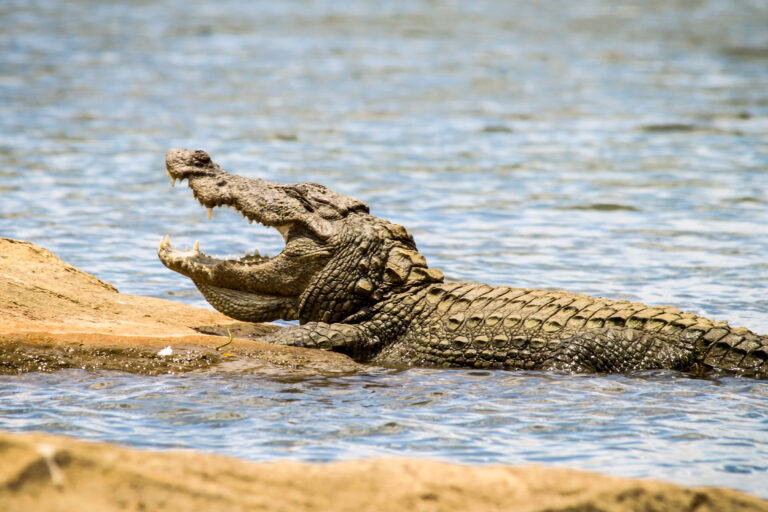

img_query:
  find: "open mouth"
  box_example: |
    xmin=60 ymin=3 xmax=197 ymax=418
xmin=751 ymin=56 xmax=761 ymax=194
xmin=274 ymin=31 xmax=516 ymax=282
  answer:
xmin=158 ymin=147 xmax=369 ymax=323
xmin=157 ymin=156 xmax=302 ymax=322
xmin=157 ymin=178 xmax=290 ymax=285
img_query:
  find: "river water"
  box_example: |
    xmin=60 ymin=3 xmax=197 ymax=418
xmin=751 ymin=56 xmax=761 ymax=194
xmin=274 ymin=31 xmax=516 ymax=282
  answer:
xmin=1 ymin=0 xmax=767 ymax=497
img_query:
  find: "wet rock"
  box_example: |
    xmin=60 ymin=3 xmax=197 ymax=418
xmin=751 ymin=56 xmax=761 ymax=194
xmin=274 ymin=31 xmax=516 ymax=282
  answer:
xmin=0 ymin=237 xmax=361 ymax=375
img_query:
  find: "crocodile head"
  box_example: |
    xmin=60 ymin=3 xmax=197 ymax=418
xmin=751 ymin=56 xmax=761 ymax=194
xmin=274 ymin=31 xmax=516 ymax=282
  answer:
xmin=159 ymin=148 xmax=443 ymax=324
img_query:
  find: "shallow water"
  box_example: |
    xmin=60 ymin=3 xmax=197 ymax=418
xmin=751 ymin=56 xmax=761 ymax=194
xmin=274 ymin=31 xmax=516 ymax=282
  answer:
xmin=1 ymin=0 xmax=768 ymax=498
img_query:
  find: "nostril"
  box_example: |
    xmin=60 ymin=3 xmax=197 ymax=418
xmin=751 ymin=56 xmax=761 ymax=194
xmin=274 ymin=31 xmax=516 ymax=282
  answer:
xmin=193 ymin=150 xmax=211 ymax=164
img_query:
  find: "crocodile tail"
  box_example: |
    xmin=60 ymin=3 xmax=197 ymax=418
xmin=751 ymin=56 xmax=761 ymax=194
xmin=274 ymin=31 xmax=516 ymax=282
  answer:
xmin=698 ymin=328 xmax=768 ymax=378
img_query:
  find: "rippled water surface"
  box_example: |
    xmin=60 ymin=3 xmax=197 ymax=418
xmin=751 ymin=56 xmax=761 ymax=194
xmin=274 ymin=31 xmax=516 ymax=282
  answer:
xmin=1 ymin=0 xmax=768 ymax=498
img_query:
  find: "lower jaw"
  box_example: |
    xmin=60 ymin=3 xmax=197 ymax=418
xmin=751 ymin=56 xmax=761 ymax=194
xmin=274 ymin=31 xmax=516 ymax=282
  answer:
xmin=194 ymin=282 xmax=299 ymax=323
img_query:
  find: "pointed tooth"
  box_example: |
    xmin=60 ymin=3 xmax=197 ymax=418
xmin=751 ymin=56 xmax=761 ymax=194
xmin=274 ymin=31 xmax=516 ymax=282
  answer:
xmin=159 ymin=236 xmax=164 ymax=251
xmin=253 ymin=249 xmax=260 ymax=257
xmin=206 ymin=207 xmax=213 ymax=220
xmin=248 ymin=218 xmax=253 ymax=224
xmin=171 ymin=177 xmax=177 ymax=187
xmin=194 ymin=240 xmax=200 ymax=252
xmin=164 ymin=234 xmax=170 ymax=247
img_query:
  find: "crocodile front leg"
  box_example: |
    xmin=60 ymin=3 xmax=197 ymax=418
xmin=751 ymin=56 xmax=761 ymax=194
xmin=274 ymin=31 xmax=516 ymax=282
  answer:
xmin=261 ymin=322 xmax=381 ymax=360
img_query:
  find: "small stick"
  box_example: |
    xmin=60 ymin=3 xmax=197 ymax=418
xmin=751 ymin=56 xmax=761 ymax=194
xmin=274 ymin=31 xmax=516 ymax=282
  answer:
xmin=216 ymin=328 xmax=234 ymax=351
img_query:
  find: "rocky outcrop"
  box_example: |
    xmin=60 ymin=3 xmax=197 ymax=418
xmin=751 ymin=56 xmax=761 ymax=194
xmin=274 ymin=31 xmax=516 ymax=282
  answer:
xmin=0 ymin=237 xmax=360 ymax=374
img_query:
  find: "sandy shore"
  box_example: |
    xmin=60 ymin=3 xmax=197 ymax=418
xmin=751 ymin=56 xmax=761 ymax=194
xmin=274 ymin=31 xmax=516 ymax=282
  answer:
xmin=1 ymin=237 xmax=766 ymax=511
xmin=2 ymin=430 xmax=766 ymax=512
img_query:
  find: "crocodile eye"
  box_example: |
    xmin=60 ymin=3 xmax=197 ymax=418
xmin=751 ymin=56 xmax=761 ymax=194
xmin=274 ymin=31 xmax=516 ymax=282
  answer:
xmin=193 ymin=150 xmax=211 ymax=164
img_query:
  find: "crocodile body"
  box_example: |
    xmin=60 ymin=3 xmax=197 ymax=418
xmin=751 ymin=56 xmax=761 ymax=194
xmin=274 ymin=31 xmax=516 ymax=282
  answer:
xmin=159 ymin=148 xmax=768 ymax=378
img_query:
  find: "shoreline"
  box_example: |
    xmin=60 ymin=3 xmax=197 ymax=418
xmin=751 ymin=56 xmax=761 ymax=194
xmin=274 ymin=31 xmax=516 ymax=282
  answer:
xmin=2 ymin=429 xmax=766 ymax=512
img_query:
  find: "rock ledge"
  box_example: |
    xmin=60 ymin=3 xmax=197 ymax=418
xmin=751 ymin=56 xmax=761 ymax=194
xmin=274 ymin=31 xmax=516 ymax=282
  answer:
xmin=0 ymin=237 xmax=360 ymax=374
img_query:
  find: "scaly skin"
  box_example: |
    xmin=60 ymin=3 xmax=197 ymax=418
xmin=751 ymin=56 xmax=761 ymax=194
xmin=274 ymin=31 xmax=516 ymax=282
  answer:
xmin=159 ymin=149 xmax=768 ymax=378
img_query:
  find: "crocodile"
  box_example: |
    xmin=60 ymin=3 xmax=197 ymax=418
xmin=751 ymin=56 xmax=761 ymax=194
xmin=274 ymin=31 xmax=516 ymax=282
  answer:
xmin=159 ymin=148 xmax=768 ymax=378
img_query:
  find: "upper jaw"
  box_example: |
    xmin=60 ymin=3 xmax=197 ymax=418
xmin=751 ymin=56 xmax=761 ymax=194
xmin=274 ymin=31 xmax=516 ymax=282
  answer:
xmin=165 ymin=148 xmax=292 ymax=234
xmin=165 ymin=147 xmax=369 ymax=239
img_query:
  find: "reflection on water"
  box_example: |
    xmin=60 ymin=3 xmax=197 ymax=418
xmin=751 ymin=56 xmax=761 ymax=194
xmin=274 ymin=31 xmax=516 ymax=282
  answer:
xmin=1 ymin=0 xmax=767 ymax=499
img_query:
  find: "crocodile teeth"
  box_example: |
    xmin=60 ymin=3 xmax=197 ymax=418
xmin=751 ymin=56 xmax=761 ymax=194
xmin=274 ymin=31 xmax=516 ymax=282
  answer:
xmin=171 ymin=177 xmax=177 ymax=187
xmin=194 ymin=240 xmax=200 ymax=252
xmin=206 ymin=207 xmax=213 ymax=220
xmin=248 ymin=218 xmax=253 ymax=224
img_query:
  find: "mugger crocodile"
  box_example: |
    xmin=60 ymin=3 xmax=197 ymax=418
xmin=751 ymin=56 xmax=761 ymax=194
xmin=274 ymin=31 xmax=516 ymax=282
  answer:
xmin=159 ymin=148 xmax=768 ymax=378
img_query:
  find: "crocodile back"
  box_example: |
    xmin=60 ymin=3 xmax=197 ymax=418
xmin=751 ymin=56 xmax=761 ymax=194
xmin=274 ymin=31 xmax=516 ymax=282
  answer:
xmin=391 ymin=283 xmax=767 ymax=376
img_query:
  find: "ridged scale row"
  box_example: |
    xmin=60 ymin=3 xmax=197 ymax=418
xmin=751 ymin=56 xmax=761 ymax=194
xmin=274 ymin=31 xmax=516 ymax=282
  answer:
xmin=401 ymin=283 xmax=766 ymax=374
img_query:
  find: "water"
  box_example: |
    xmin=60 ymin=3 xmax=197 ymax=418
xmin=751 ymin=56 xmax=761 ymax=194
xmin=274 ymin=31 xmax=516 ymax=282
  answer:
xmin=1 ymin=368 xmax=767 ymax=496
xmin=1 ymin=0 xmax=768 ymax=498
